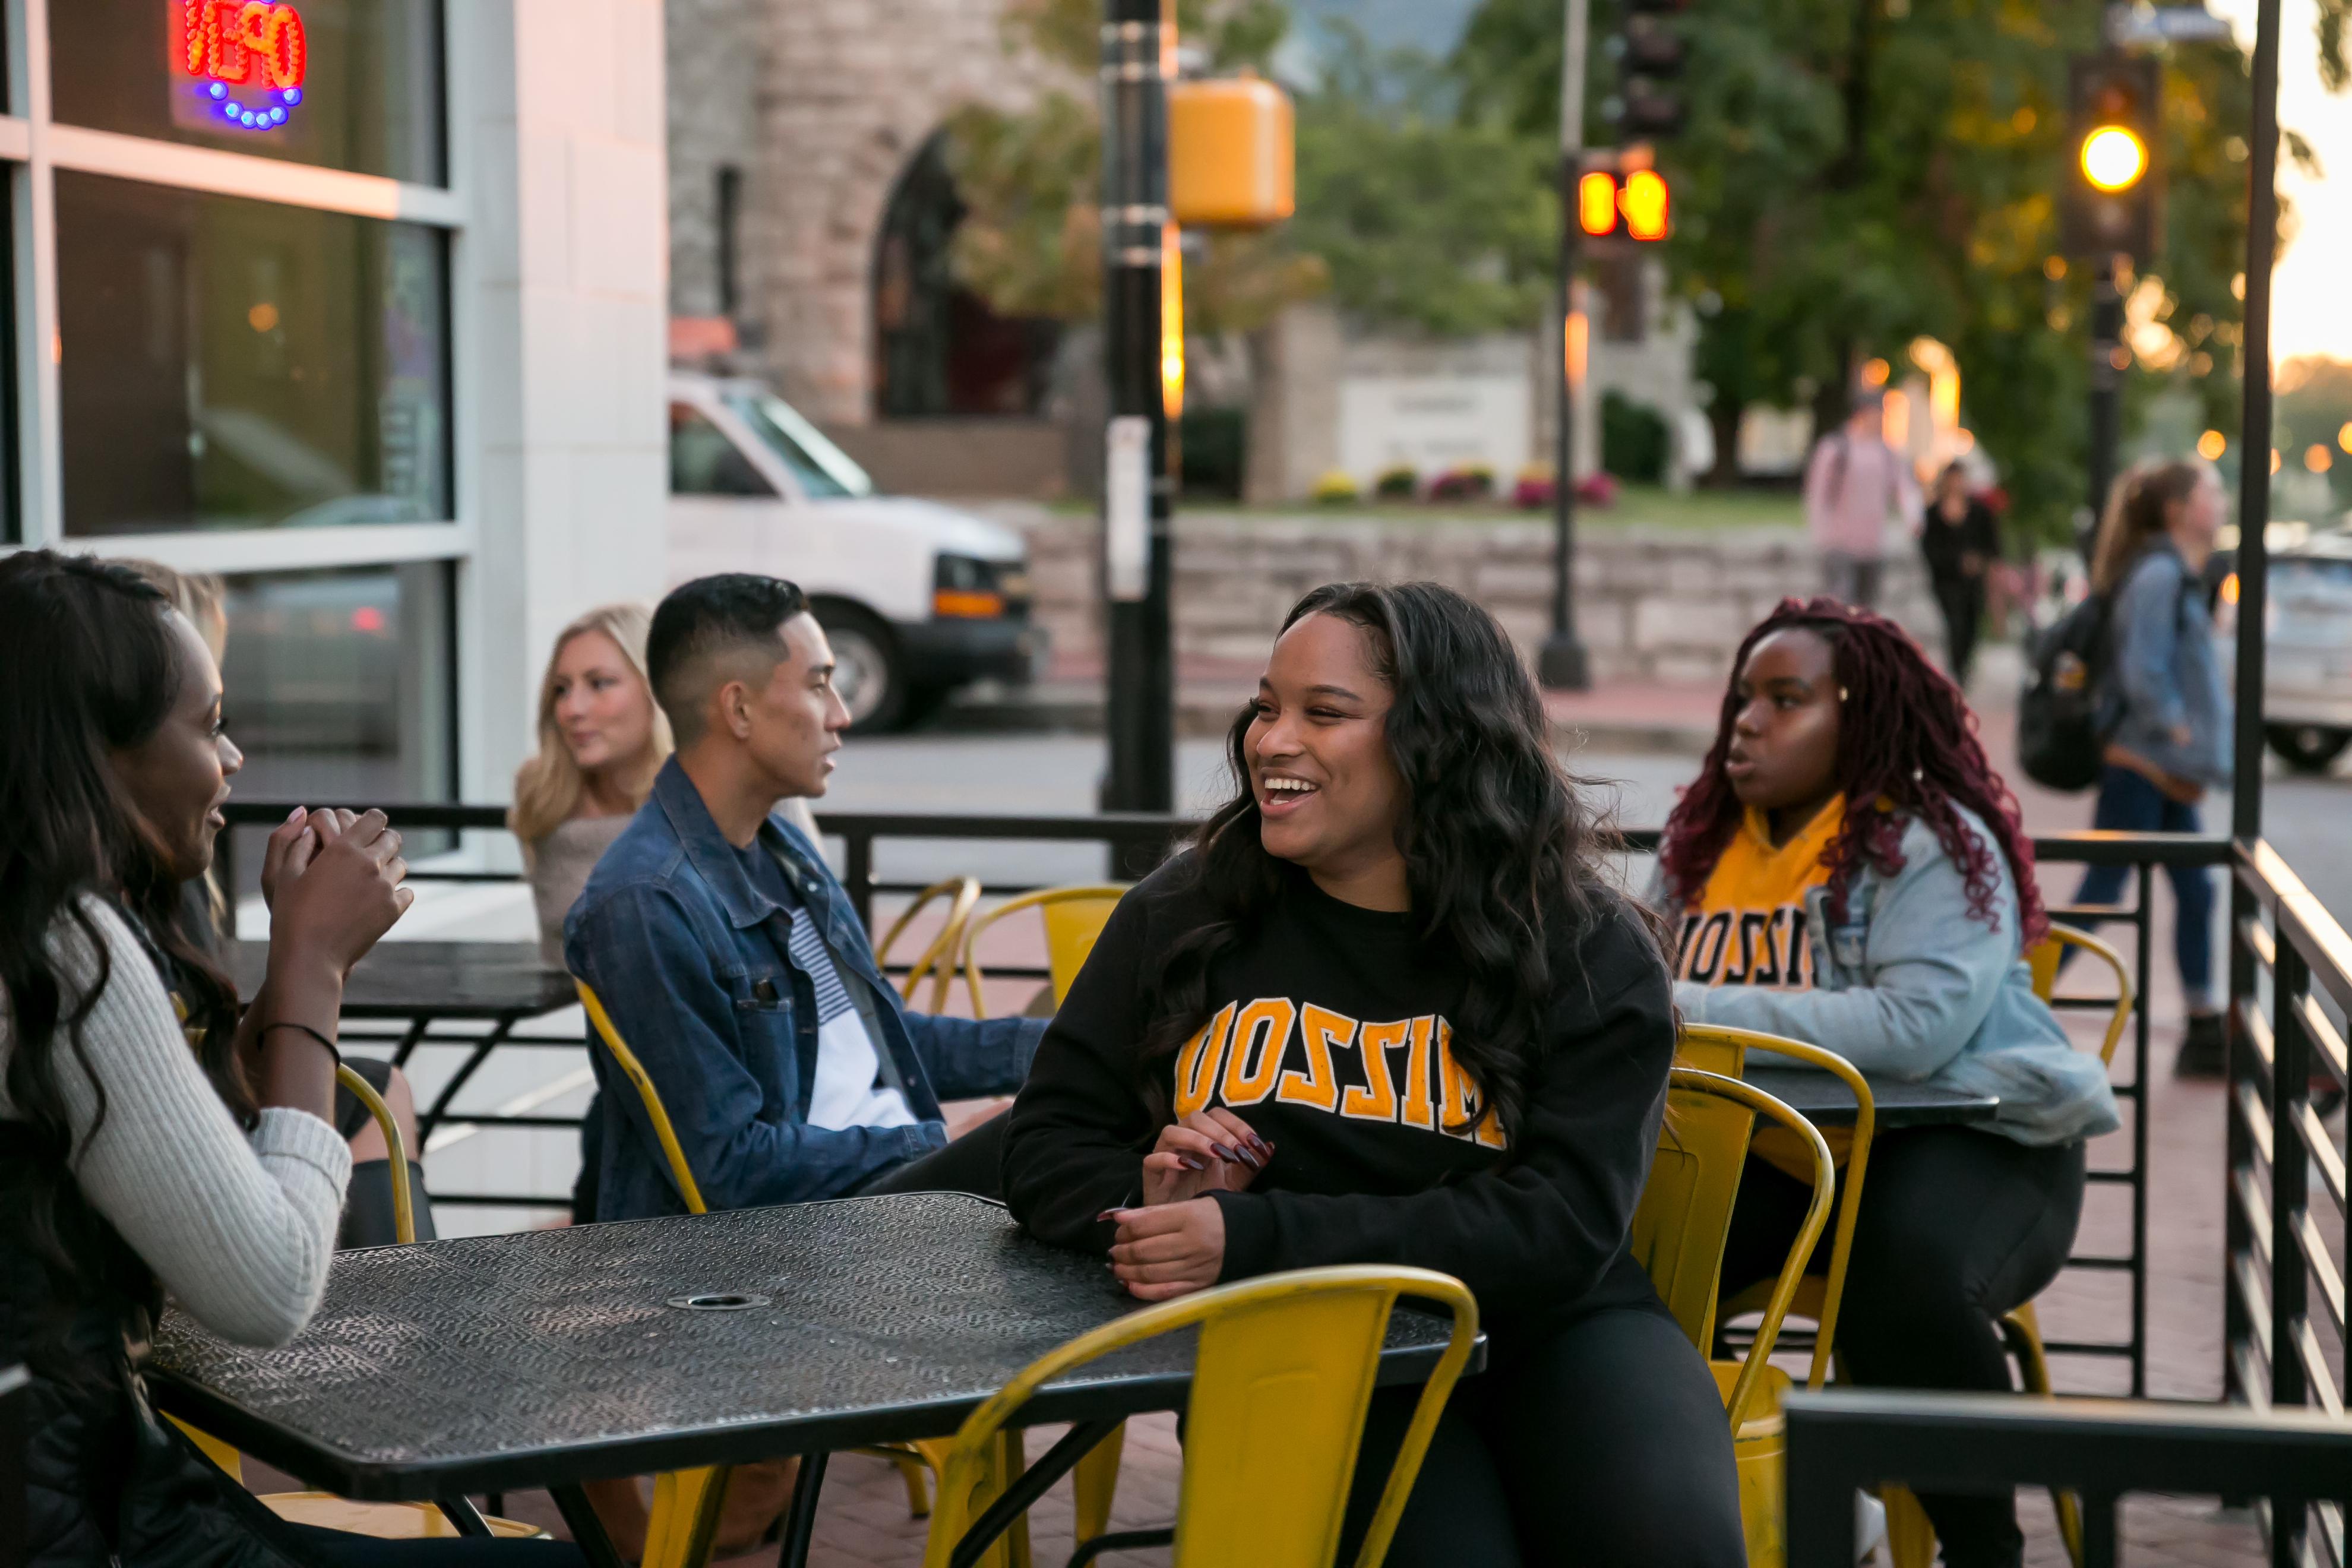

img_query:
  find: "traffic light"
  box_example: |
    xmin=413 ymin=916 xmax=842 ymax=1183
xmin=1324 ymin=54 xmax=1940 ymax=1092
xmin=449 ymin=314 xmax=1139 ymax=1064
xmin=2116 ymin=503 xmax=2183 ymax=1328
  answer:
xmin=2062 ymin=54 xmax=2160 ymax=261
xmin=1575 ymin=157 xmax=1671 ymax=242
xmin=1607 ymin=0 xmax=1689 ymax=139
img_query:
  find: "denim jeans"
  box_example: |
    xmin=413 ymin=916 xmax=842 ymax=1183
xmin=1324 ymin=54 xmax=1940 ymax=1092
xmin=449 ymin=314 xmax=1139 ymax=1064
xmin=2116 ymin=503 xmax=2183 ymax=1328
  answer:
xmin=2063 ymin=763 xmax=2214 ymax=1007
xmin=1821 ymin=550 xmax=1885 ymax=609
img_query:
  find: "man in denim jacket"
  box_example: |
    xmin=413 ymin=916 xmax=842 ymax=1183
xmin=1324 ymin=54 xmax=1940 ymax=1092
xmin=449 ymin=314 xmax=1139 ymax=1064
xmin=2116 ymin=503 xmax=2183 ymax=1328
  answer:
xmin=566 ymin=574 xmax=1042 ymax=1221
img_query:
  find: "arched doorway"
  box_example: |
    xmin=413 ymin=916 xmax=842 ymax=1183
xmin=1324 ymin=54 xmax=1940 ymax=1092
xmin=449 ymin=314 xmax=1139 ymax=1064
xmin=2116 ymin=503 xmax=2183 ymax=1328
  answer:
xmin=870 ymin=132 xmax=1060 ymax=418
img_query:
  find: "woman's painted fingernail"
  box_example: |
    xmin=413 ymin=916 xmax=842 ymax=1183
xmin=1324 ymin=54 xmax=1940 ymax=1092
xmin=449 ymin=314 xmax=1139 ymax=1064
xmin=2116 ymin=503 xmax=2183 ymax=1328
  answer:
xmin=1178 ymin=1155 xmax=1207 ymax=1171
xmin=1247 ymin=1134 xmax=1272 ymax=1158
xmin=1096 ymin=1209 xmax=1122 ymax=1222
xmin=1210 ymin=1142 xmax=1242 ymax=1164
xmin=1239 ymin=1146 xmax=1266 ymax=1169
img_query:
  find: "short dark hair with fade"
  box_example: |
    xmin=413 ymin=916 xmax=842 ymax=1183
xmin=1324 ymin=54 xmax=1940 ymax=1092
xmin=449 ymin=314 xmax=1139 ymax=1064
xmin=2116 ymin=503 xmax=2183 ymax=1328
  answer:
xmin=646 ymin=573 xmax=810 ymax=742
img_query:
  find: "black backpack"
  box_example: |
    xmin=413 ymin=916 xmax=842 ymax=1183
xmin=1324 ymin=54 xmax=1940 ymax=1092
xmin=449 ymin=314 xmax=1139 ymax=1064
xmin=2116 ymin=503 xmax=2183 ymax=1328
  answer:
xmin=2018 ymin=592 xmax=2115 ymax=792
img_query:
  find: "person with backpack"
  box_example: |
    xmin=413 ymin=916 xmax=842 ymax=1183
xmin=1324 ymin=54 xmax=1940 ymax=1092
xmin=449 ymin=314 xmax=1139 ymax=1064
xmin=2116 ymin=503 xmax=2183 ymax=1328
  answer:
xmin=2061 ymin=460 xmax=2232 ymax=1076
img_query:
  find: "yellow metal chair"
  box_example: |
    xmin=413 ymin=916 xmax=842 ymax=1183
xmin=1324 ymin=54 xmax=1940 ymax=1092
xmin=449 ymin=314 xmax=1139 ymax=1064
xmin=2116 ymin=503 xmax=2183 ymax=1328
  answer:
xmin=1632 ymin=1065 xmax=1836 ymax=1568
xmin=921 ymin=1266 xmax=1480 ymax=1568
xmin=874 ymin=876 xmax=982 ymax=1013
xmin=577 ymin=984 xmax=1041 ymax=1568
xmin=175 ymin=1066 xmax=544 ymax=1540
xmin=1690 ymin=1025 xmax=1878 ymax=1395
xmin=1879 ymin=928 xmax=2135 ymax=1568
xmin=959 ymin=886 xmax=1128 ymax=1018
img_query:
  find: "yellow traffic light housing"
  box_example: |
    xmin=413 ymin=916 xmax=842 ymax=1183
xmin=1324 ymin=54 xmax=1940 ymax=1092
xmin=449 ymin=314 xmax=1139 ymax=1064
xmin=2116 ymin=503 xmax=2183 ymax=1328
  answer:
xmin=2080 ymin=124 xmax=2148 ymax=192
xmin=1169 ymin=77 xmax=1294 ymax=227
xmin=2062 ymin=53 xmax=2160 ymax=260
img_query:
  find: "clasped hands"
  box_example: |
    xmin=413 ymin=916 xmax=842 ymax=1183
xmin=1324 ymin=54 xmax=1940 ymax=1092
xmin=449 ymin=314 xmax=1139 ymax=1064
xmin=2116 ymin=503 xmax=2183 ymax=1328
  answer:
xmin=1105 ymin=1107 xmax=1273 ymax=1303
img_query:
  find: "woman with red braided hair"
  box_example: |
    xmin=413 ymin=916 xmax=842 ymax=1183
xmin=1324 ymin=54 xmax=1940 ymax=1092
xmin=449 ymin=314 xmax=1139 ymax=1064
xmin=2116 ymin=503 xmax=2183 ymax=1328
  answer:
xmin=1654 ymin=598 xmax=2118 ymax=1568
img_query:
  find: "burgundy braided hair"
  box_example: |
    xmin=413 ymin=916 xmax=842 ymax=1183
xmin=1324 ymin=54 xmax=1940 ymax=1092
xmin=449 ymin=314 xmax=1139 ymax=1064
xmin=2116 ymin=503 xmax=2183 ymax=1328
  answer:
xmin=1657 ymin=597 xmax=2047 ymax=944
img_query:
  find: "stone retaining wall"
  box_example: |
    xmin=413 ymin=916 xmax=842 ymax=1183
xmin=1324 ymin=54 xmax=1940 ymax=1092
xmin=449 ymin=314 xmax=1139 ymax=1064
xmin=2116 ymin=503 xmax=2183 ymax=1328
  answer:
xmin=1003 ymin=507 xmax=1941 ymax=687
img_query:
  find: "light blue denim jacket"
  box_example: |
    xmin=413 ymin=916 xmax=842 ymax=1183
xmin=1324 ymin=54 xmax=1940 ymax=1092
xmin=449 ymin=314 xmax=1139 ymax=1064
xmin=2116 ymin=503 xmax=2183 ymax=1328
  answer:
xmin=2104 ymin=542 xmax=2231 ymax=786
xmin=1658 ymin=807 xmax=2120 ymax=1147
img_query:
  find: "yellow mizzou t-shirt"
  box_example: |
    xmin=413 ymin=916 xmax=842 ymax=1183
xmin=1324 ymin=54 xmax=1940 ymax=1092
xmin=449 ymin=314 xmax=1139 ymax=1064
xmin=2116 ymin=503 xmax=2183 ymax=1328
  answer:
xmin=1673 ymin=796 xmax=1845 ymax=991
xmin=1678 ymin=797 xmax=1848 ymax=1178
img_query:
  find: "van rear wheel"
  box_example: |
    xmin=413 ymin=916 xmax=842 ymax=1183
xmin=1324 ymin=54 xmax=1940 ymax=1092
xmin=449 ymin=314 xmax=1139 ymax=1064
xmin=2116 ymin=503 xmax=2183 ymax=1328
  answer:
xmin=815 ymin=605 xmax=908 ymax=734
xmin=2266 ymin=723 xmax=2352 ymax=774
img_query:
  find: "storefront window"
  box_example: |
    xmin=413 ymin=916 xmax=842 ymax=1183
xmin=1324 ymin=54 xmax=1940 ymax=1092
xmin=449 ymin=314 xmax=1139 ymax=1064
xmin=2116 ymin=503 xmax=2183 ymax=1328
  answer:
xmin=52 ymin=0 xmax=445 ymax=185
xmin=219 ymin=562 xmax=455 ymax=881
xmin=57 ymin=170 xmax=450 ymax=537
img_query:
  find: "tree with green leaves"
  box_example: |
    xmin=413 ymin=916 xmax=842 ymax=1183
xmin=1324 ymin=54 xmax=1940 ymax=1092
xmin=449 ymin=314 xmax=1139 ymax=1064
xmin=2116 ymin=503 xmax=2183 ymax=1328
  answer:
xmin=1451 ymin=0 xmax=2347 ymax=543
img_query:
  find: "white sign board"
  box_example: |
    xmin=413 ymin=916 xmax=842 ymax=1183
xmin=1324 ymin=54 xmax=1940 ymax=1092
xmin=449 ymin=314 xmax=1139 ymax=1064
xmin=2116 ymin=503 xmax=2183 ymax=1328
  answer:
xmin=1105 ymin=417 xmax=1150 ymax=602
xmin=1337 ymin=375 xmax=1532 ymax=488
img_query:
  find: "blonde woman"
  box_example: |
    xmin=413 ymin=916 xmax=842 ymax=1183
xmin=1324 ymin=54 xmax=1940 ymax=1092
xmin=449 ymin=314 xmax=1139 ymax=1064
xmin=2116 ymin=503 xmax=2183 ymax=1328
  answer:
xmin=510 ymin=604 xmax=674 ymax=965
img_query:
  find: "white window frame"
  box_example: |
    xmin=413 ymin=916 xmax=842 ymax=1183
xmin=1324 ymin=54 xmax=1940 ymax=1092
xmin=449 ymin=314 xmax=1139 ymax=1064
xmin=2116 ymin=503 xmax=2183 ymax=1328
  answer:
xmin=1 ymin=0 xmax=470 ymax=578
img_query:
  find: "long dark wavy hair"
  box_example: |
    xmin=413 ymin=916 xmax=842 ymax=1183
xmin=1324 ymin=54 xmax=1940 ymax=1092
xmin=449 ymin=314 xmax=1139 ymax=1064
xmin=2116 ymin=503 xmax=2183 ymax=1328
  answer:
xmin=0 ymin=551 xmax=249 ymax=1305
xmin=1142 ymin=581 xmax=1645 ymax=1146
xmin=1657 ymin=598 xmax=2047 ymax=943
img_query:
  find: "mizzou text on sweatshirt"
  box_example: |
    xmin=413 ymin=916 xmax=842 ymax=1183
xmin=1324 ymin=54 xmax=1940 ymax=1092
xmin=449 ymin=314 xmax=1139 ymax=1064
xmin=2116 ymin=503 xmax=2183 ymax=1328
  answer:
xmin=1671 ymin=796 xmax=1844 ymax=991
xmin=1001 ymin=856 xmax=1676 ymax=1340
xmin=1673 ymin=796 xmax=1852 ymax=1177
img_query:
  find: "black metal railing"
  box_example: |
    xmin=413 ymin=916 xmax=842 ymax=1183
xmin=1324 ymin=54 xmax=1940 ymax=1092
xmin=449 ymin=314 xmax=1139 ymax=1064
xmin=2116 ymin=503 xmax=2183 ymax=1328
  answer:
xmin=1784 ymin=1388 xmax=2352 ymax=1568
xmin=216 ymin=800 xmax=2206 ymax=1390
xmin=2225 ymin=838 xmax=2352 ymax=1567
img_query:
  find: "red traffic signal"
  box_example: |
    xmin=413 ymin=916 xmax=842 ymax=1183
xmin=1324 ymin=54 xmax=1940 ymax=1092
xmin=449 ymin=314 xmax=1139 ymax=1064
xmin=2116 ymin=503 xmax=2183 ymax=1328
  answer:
xmin=1575 ymin=168 xmax=1670 ymax=242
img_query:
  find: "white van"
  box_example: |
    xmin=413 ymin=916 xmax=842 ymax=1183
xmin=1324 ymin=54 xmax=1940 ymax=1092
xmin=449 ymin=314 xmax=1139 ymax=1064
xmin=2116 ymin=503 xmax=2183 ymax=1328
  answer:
xmin=666 ymin=372 xmax=1039 ymax=731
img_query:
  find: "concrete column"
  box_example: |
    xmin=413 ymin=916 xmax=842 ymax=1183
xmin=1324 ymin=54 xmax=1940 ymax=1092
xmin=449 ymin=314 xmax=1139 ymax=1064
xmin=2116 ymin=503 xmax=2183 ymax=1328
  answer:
xmin=450 ymin=0 xmax=671 ymax=806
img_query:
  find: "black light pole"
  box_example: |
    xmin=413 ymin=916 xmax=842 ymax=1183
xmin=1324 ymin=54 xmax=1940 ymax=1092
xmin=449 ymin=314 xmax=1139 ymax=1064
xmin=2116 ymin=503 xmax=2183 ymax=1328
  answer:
xmin=2231 ymin=0 xmax=2279 ymax=843
xmin=2084 ymin=256 xmax=2125 ymax=557
xmin=1539 ymin=0 xmax=1592 ymax=691
xmin=2219 ymin=0 xmax=2278 ymax=1423
xmin=1099 ymin=0 xmax=1175 ymax=823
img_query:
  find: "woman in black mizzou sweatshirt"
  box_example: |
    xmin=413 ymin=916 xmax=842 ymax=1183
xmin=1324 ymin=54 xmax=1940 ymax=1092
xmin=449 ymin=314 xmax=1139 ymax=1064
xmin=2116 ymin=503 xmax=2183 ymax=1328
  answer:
xmin=1003 ymin=581 xmax=1743 ymax=1568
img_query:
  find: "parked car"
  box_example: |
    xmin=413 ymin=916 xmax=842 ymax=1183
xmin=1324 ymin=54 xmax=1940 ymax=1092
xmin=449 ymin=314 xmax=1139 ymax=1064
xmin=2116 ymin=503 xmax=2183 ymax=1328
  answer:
xmin=666 ymin=372 xmax=1041 ymax=732
xmin=2215 ymin=521 xmax=2352 ymax=773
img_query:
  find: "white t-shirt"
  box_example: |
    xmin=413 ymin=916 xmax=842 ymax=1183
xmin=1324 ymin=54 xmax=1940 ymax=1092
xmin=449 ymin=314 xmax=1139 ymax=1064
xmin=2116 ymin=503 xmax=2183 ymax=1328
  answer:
xmin=765 ymin=861 xmax=917 ymax=1131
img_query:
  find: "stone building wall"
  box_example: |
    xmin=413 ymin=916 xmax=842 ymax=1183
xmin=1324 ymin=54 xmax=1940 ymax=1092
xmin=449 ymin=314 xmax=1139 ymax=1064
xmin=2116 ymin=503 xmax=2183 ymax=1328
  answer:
xmin=666 ymin=0 xmax=1063 ymax=425
xmin=666 ymin=0 xmax=765 ymax=321
xmin=1010 ymin=509 xmax=1937 ymax=687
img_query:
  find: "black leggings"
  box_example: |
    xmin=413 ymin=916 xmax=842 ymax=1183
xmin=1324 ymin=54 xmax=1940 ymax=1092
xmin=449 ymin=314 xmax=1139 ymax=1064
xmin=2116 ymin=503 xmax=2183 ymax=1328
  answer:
xmin=332 ymin=1055 xmax=436 ymax=1249
xmin=1720 ymin=1127 xmax=2087 ymax=1568
xmin=1336 ymin=1302 xmax=1745 ymax=1568
xmin=283 ymin=1522 xmax=582 ymax=1568
xmin=1932 ymin=573 xmax=1987 ymax=687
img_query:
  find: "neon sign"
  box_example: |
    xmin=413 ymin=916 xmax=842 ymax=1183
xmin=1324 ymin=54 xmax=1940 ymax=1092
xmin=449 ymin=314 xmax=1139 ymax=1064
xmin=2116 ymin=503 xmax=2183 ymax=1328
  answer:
xmin=178 ymin=2 xmax=306 ymax=132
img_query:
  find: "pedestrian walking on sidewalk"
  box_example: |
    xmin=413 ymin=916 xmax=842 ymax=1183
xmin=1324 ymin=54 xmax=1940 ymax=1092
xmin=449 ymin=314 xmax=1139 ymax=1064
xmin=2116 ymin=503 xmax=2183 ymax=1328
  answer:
xmin=2062 ymin=460 xmax=2232 ymax=1076
xmin=1921 ymin=462 xmax=2003 ymax=688
xmin=1804 ymin=388 xmax=1921 ymax=609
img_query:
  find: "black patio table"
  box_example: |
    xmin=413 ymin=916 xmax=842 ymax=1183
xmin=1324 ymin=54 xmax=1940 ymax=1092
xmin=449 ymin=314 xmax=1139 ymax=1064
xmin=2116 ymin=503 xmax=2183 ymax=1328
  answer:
xmin=147 ymin=1192 xmax=1477 ymax=1568
xmin=230 ymin=940 xmax=577 ymax=1139
xmin=1743 ymin=1065 xmax=1999 ymax=1129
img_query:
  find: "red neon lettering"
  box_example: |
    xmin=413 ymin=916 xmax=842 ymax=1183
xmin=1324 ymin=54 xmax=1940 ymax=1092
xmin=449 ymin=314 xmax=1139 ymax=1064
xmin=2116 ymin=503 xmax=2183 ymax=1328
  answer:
xmin=178 ymin=1 xmax=306 ymax=90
